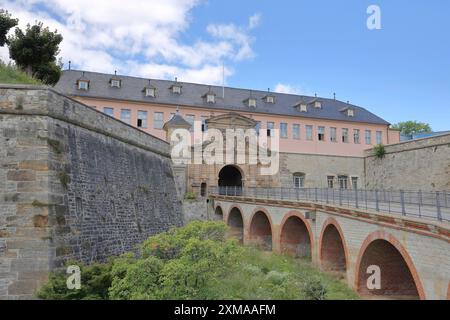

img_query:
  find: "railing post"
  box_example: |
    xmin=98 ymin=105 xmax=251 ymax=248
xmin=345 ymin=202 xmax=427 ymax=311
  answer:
xmin=314 ymin=188 xmax=318 ymax=202
xmin=339 ymin=188 xmax=342 ymax=206
xmin=375 ymin=190 xmax=379 ymax=212
xmin=355 ymin=188 xmax=359 ymax=208
xmin=280 ymin=187 xmax=283 ymax=200
xmin=326 ymin=188 xmax=329 ymax=204
xmin=436 ymin=191 xmax=442 ymax=221
xmin=400 ymin=190 xmax=406 ymax=216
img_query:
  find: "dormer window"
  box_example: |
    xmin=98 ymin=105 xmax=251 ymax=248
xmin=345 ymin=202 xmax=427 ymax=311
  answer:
xmin=299 ymin=104 xmax=308 ymax=112
xmin=206 ymin=94 xmax=215 ymax=104
xmin=266 ymin=96 xmax=275 ymax=104
xmin=145 ymin=87 xmax=156 ymax=97
xmin=77 ymin=80 xmax=89 ymax=91
xmin=248 ymin=98 xmax=257 ymax=108
xmin=110 ymin=79 xmax=121 ymax=88
xmin=314 ymin=101 xmax=322 ymax=108
xmin=347 ymin=109 xmax=354 ymax=117
xmin=171 ymin=85 xmax=182 ymax=94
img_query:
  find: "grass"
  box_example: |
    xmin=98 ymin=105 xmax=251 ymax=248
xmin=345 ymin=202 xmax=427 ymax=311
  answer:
xmin=0 ymin=61 xmax=42 ymax=85
xmin=213 ymin=247 xmax=359 ymax=300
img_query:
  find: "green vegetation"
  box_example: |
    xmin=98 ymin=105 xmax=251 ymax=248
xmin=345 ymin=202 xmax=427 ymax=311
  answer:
xmin=31 ymin=200 xmax=49 ymax=208
xmin=58 ymin=172 xmax=71 ymax=190
xmin=184 ymin=191 xmax=197 ymax=200
xmin=373 ymin=144 xmax=386 ymax=159
xmin=0 ymin=61 xmax=42 ymax=85
xmin=36 ymin=221 xmax=358 ymax=300
xmin=391 ymin=121 xmax=432 ymax=136
xmin=0 ymin=9 xmax=18 ymax=46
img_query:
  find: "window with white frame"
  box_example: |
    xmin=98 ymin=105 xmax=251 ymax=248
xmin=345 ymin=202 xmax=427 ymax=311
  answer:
xmin=318 ymin=126 xmax=325 ymax=141
xmin=111 ymin=79 xmax=121 ymax=88
xmin=351 ymin=177 xmax=358 ymax=190
xmin=248 ymin=98 xmax=257 ymax=108
xmin=327 ymin=176 xmax=335 ymax=189
xmin=330 ymin=127 xmax=337 ymax=142
xmin=77 ymin=80 xmax=89 ymax=90
xmin=103 ymin=107 xmax=114 ymax=117
xmin=338 ymin=175 xmax=349 ymax=189
xmin=293 ymin=124 xmax=300 ymax=140
xmin=315 ymin=101 xmax=322 ymax=108
xmin=365 ymin=130 xmax=372 ymax=145
xmin=145 ymin=87 xmax=156 ymax=97
xmin=186 ymin=114 xmax=195 ymax=132
xmin=347 ymin=109 xmax=354 ymax=117
xmin=354 ymin=129 xmax=360 ymax=144
xmin=120 ymin=109 xmax=131 ymax=124
xmin=255 ymin=121 xmax=261 ymax=136
xmin=266 ymin=96 xmax=275 ymax=104
xmin=172 ymin=85 xmax=182 ymax=94
xmin=306 ymin=125 xmax=313 ymax=140
xmin=137 ymin=111 xmax=148 ymax=128
xmin=293 ymin=173 xmax=305 ymax=188
xmin=206 ymin=94 xmax=215 ymax=104
xmin=299 ymin=104 xmax=307 ymax=112
xmin=280 ymin=123 xmax=288 ymax=138
xmin=376 ymin=131 xmax=383 ymax=144
xmin=342 ymin=128 xmax=349 ymax=143
xmin=154 ymin=112 xmax=164 ymax=129
xmin=267 ymin=122 xmax=274 ymax=137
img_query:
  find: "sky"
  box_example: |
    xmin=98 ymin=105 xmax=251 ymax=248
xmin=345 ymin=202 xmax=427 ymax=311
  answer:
xmin=1 ymin=0 xmax=449 ymax=130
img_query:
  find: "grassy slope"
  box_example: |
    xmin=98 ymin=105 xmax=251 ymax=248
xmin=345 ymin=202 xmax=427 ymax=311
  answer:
xmin=0 ymin=62 xmax=41 ymax=85
xmin=213 ymin=247 xmax=359 ymax=300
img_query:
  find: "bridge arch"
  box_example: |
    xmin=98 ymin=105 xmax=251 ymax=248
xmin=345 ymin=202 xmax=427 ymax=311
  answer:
xmin=248 ymin=208 xmax=273 ymax=251
xmin=214 ymin=205 xmax=224 ymax=221
xmin=227 ymin=206 xmax=244 ymax=244
xmin=319 ymin=218 xmax=348 ymax=275
xmin=355 ymin=230 xmax=425 ymax=300
xmin=278 ymin=211 xmax=313 ymax=259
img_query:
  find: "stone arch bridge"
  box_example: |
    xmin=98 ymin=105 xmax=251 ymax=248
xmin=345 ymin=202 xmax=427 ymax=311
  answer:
xmin=210 ymin=192 xmax=450 ymax=300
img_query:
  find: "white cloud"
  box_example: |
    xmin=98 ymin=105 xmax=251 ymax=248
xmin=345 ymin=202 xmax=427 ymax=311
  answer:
xmin=0 ymin=0 xmax=260 ymax=84
xmin=274 ymin=83 xmax=308 ymax=95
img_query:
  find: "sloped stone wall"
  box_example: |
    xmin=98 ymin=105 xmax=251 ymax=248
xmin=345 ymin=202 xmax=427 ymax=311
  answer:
xmin=0 ymin=85 xmax=183 ymax=299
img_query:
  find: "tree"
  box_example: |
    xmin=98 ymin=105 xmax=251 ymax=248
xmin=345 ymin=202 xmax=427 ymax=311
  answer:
xmin=8 ymin=21 xmax=63 ymax=85
xmin=391 ymin=121 xmax=432 ymax=136
xmin=0 ymin=9 xmax=18 ymax=46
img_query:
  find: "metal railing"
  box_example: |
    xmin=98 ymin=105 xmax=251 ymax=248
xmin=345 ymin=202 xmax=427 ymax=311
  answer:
xmin=210 ymin=186 xmax=450 ymax=222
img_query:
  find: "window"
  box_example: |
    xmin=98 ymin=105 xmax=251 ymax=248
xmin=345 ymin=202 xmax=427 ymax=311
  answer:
xmin=201 ymin=116 xmax=208 ymax=132
xmin=255 ymin=121 xmax=261 ymax=136
xmin=318 ymin=126 xmax=325 ymax=141
xmin=299 ymin=104 xmax=307 ymax=112
xmin=200 ymin=183 xmax=207 ymax=197
xmin=376 ymin=131 xmax=383 ymax=144
xmin=248 ymin=98 xmax=257 ymax=108
xmin=154 ymin=112 xmax=164 ymax=129
xmin=338 ymin=175 xmax=349 ymax=189
xmin=351 ymin=177 xmax=358 ymax=190
xmin=103 ymin=107 xmax=114 ymax=117
xmin=327 ymin=176 xmax=335 ymax=189
xmin=172 ymin=85 xmax=182 ymax=94
xmin=120 ymin=109 xmax=131 ymax=124
xmin=186 ymin=115 xmax=195 ymax=132
xmin=342 ymin=128 xmax=349 ymax=143
xmin=293 ymin=124 xmax=300 ymax=140
xmin=347 ymin=109 xmax=354 ymax=117
xmin=330 ymin=127 xmax=337 ymax=142
xmin=206 ymin=94 xmax=215 ymax=104
xmin=145 ymin=87 xmax=156 ymax=97
xmin=137 ymin=111 xmax=148 ymax=128
xmin=280 ymin=123 xmax=288 ymax=138
xmin=267 ymin=122 xmax=274 ymax=137
xmin=365 ymin=130 xmax=372 ymax=145
xmin=306 ymin=125 xmax=313 ymax=140
xmin=314 ymin=101 xmax=322 ymax=108
xmin=111 ymin=79 xmax=121 ymax=88
xmin=77 ymin=80 xmax=89 ymax=90
xmin=293 ymin=173 xmax=305 ymax=188
xmin=354 ymin=129 xmax=360 ymax=144
xmin=266 ymin=96 xmax=275 ymax=104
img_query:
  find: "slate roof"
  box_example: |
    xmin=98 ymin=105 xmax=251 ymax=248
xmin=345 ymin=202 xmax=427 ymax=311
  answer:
xmin=54 ymin=70 xmax=390 ymax=125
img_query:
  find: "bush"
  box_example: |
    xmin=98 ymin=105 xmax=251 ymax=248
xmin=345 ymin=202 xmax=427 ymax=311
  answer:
xmin=184 ymin=191 xmax=197 ymax=200
xmin=373 ymin=144 xmax=386 ymax=158
xmin=302 ymin=277 xmax=327 ymax=300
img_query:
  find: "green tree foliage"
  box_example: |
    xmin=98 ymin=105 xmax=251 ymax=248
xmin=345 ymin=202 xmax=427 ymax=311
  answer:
xmin=8 ymin=21 xmax=63 ymax=84
xmin=0 ymin=9 xmax=18 ymax=46
xmin=391 ymin=121 xmax=432 ymax=135
xmin=36 ymin=221 xmax=358 ymax=300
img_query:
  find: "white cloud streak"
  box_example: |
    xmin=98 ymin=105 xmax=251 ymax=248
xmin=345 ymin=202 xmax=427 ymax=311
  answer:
xmin=0 ymin=0 xmax=260 ymax=84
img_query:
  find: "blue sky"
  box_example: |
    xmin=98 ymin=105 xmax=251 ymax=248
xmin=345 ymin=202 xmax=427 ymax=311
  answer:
xmin=2 ymin=0 xmax=449 ymax=130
